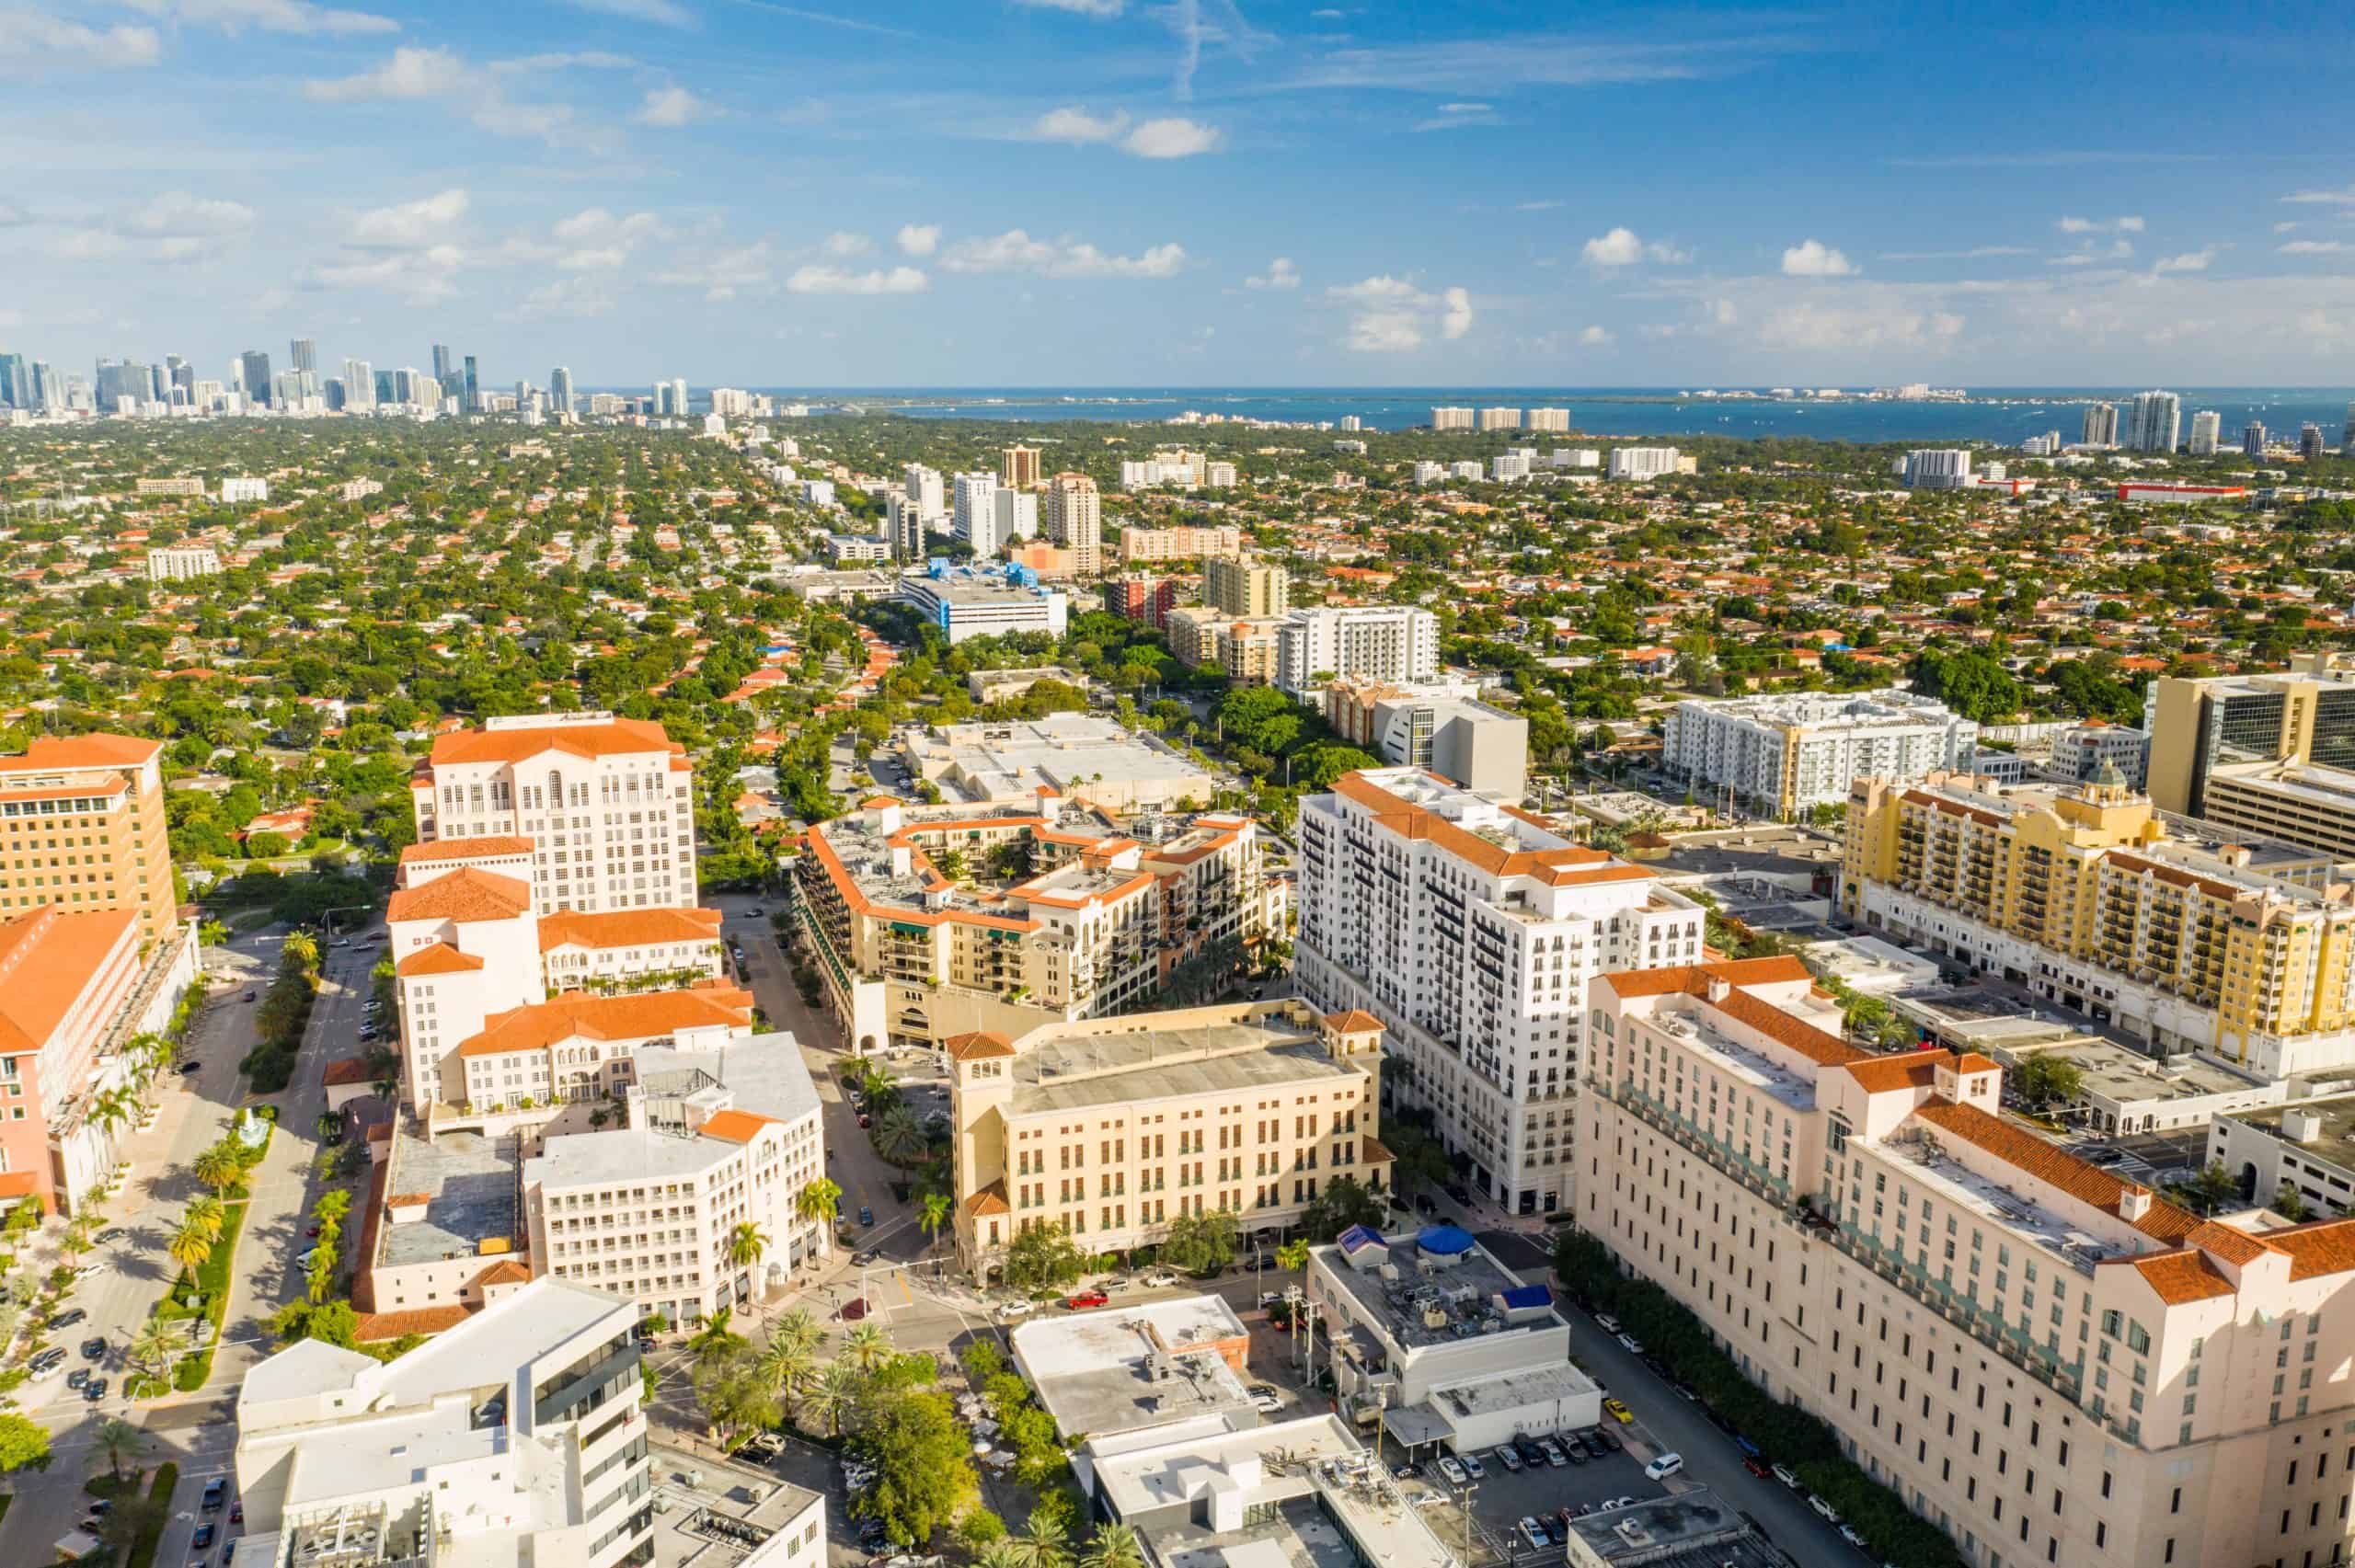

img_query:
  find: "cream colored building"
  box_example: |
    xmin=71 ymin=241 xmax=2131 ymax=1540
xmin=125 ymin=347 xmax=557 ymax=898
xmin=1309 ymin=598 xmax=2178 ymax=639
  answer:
xmin=946 ymin=1001 xmax=1391 ymax=1281
xmin=1165 ymin=606 xmax=1229 ymax=669
xmin=1219 ymin=619 xmax=1281 ymax=686
xmin=1044 ymin=474 xmax=1103 ymax=577
xmin=794 ymin=796 xmax=1281 ymax=1054
xmin=410 ymin=711 xmax=696 ymax=914
xmin=2147 ymin=652 xmax=2355 ymax=817
xmin=144 ymin=544 xmax=222 ymax=580
xmin=1002 ymin=444 xmax=1041 ymax=489
xmin=0 ymin=733 xmax=179 ymax=952
xmin=1119 ymin=524 xmax=1243 ymax=564
xmin=1205 ymin=555 xmax=1290 ymax=618
xmin=2196 ymin=760 xmax=2355 ymax=862
xmin=1583 ymin=954 xmax=2355 ymax=1568
xmin=1843 ymin=769 xmax=2355 ymax=1077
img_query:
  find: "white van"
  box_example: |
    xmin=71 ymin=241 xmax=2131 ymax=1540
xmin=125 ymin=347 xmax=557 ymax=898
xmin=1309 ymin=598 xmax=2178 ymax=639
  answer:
xmin=1643 ymin=1452 xmax=1683 ymax=1482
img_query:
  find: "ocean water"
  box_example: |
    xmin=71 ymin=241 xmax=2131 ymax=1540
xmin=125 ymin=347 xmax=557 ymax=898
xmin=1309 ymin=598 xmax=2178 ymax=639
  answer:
xmin=750 ymin=386 xmax=2355 ymax=446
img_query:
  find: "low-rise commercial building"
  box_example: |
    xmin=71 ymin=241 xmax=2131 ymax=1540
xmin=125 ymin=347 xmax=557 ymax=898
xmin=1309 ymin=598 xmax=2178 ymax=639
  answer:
xmin=1324 ymin=678 xmax=1528 ymax=798
xmin=1581 ymin=953 xmax=2355 ymax=1568
xmin=945 ymin=1001 xmax=1391 ymax=1282
xmin=1010 ymin=1295 xmax=1256 ymax=1450
xmin=897 ymin=563 xmax=1071 ymax=644
xmin=2051 ymin=719 xmax=2150 ymax=791
xmin=896 ymin=713 xmax=1217 ymax=814
xmin=2208 ymin=1094 xmax=2355 ymax=1219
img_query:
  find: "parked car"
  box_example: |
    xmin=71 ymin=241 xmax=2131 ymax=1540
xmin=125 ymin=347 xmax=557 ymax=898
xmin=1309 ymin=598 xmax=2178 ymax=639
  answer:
xmin=1515 ymin=1438 xmax=1547 ymax=1469
xmin=242 ymin=991 xmax=257 ymax=1003
xmin=1587 ymin=1425 xmax=1621 ymax=1455
xmin=80 ymin=1336 xmax=106 ymax=1361
xmin=1433 ymin=1456 xmax=1466 ymax=1486
xmin=1248 ymin=1386 xmax=1282 ymax=1414
xmin=202 ymin=1479 xmax=228 ymax=1511
xmin=1593 ymin=1312 xmax=1621 ymax=1333
xmin=179 ymin=1060 xmax=202 ymax=1074
xmin=1257 ymin=1291 xmax=1285 ymax=1310
xmin=1064 ymin=1290 xmax=1109 ymax=1310
xmin=1839 ymin=1525 xmax=1868 ymax=1550
xmin=1771 ymin=1463 xmax=1800 ymax=1490
xmin=1644 ymin=1453 xmax=1683 ymax=1482
xmin=1603 ymin=1398 xmax=1634 ymax=1425
xmin=1458 ymin=1451 xmax=1484 ymax=1481
xmin=1537 ymin=1436 xmax=1568 ymax=1468
xmin=297 ymin=1249 xmax=322 ymax=1268
xmin=1557 ymin=1435 xmax=1587 ymax=1466
xmin=66 ymin=1368 xmax=89 ymax=1391
xmin=52 ymin=1308 xmax=85 ymax=1329
xmin=1517 ymin=1517 xmax=1550 ymax=1550
xmin=1742 ymin=1456 xmax=1769 ymax=1478
xmin=998 ymin=1299 xmax=1034 ymax=1321
xmin=71 ymin=1262 xmax=102 ymax=1280
xmin=1614 ymin=1332 xmax=1644 ymax=1355
xmin=1808 ymin=1494 xmax=1842 ymax=1524
xmin=193 ymin=1523 xmax=217 ymax=1550
xmin=84 ymin=1377 xmax=107 ymax=1402
xmin=29 ymin=1348 xmax=67 ymax=1377
xmin=1492 ymin=1444 xmax=1522 ymax=1473
xmin=91 ymin=1228 xmax=121 ymax=1246
xmin=229 ymin=1499 xmax=243 ymax=1524
xmin=1142 ymin=1270 xmax=1177 ymax=1288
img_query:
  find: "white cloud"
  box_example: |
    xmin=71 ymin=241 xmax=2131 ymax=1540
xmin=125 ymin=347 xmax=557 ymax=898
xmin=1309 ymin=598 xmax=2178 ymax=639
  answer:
xmin=120 ymin=0 xmax=397 ymax=34
xmin=2152 ymin=248 xmax=2214 ymax=274
xmin=557 ymin=0 xmax=695 ymax=23
xmin=655 ymin=241 xmax=776 ymax=302
xmin=1124 ymin=117 xmax=1221 ymax=157
xmin=2057 ymin=214 xmax=2143 ymax=233
xmin=2281 ymin=239 xmax=2349 ymax=255
xmin=1579 ymin=325 xmax=1614 ymax=346
xmin=528 ymin=207 xmax=665 ymax=269
xmin=632 ymin=85 xmax=705 ymax=126
xmin=301 ymin=244 xmax=464 ymax=303
xmin=121 ymin=190 xmax=256 ymax=235
xmin=1033 ymin=105 xmax=1129 ymax=143
xmin=348 ymin=188 xmax=468 ymax=248
xmin=1010 ymin=0 xmax=1123 ymax=14
xmin=895 ymin=223 xmax=940 ymax=257
xmin=51 ymin=229 xmax=127 ymax=261
xmin=2284 ymin=184 xmax=2355 ymax=207
xmin=1327 ymin=275 xmax=1473 ymax=352
xmin=821 ymin=231 xmax=869 ymax=258
xmin=1780 ymin=238 xmax=1855 ymax=277
xmin=0 ymin=11 xmax=162 ymax=71
xmin=786 ymin=264 xmax=927 ymax=295
xmin=1580 ymin=226 xmax=1688 ymax=267
xmin=1245 ymin=257 xmax=1300 ymax=290
xmin=517 ymin=275 xmax=617 ymax=318
xmin=1876 ymin=245 xmax=2033 ymax=261
xmin=2054 ymin=239 xmax=2133 ymax=266
xmin=1757 ymin=300 xmax=1961 ymax=352
xmin=302 ymin=44 xmax=582 ymax=143
xmin=941 ymin=229 xmax=1187 ymax=280
xmin=303 ymin=43 xmax=457 ymax=98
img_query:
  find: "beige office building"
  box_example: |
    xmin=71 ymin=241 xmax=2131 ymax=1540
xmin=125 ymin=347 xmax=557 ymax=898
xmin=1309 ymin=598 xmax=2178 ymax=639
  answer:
xmin=1045 ymin=473 xmax=1102 ymax=577
xmin=1583 ymin=954 xmax=2355 ymax=1568
xmin=2146 ymin=651 xmax=2355 ymax=817
xmin=1003 ymin=444 xmax=1042 ymax=489
xmin=0 ymin=733 xmax=179 ymax=951
xmin=946 ymin=1001 xmax=1391 ymax=1281
xmin=1205 ymin=555 xmax=1291 ymax=618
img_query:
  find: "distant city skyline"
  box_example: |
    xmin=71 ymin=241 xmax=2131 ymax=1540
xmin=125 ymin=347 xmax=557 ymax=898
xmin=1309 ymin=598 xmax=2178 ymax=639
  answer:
xmin=1 ymin=4 xmax=2349 ymax=383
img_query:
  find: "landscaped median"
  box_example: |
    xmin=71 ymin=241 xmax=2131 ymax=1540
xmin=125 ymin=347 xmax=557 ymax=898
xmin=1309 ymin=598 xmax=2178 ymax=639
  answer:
xmin=152 ymin=1198 xmax=249 ymax=1392
xmin=1554 ymin=1229 xmax=1965 ymax=1568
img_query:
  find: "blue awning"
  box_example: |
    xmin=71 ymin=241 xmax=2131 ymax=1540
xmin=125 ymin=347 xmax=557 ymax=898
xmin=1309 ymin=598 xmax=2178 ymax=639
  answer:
xmin=1499 ymin=1284 xmax=1551 ymax=1310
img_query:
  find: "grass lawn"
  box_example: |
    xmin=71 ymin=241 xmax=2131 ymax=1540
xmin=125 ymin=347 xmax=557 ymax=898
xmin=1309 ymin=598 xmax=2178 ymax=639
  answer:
xmin=155 ymin=1198 xmax=248 ymax=1391
xmin=124 ymin=1461 xmax=177 ymax=1568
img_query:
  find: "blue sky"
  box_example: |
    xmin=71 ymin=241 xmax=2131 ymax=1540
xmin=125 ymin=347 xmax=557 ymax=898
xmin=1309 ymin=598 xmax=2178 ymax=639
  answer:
xmin=4 ymin=0 xmax=2354 ymax=387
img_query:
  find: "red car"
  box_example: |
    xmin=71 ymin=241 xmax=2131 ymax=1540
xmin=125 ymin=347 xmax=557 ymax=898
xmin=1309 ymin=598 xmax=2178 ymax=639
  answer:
xmin=1741 ymin=1456 xmax=1769 ymax=1479
xmin=839 ymin=1298 xmax=868 ymax=1322
xmin=1065 ymin=1290 xmax=1109 ymax=1310
xmin=306 ymin=1225 xmax=322 ymax=1239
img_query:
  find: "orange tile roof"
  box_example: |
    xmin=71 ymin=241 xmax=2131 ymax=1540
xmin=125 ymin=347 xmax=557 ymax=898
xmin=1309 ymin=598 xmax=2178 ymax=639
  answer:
xmin=2121 ymin=1249 xmax=2238 ymax=1304
xmin=698 ymin=1109 xmax=776 ymax=1144
xmin=537 ymin=905 xmax=722 ymax=953
xmin=474 ymin=1259 xmax=533 ymax=1288
xmin=399 ymin=835 xmax=535 ymax=865
xmin=963 ymin=1181 xmax=1011 ymax=1218
xmin=0 ymin=733 xmax=162 ymax=773
xmin=1324 ymin=1010 xmax=1384 ymax=1035
xmin=1332 ymin=771 xmax=1649 ymax=887
xmin=322 ymin=1058 xmax=377 ymax=1087
xmin=945 ymin=1032 xmax=1017 ymax=1062
xmin=430 ymin=716 xmax=683 ymax=767
xmin=457 ymin=984 xmax=753 ymax=1058
xmin=352 ymin=1305 xmax=474 ymax=1341
xmin=386 ymin=868 xmax=533 ymax=926
xmin=2266 ymin=1218 xmax=2355 ymax=1282
xmin=396 ymin=942 xmax=484 ymax=977
xmin=1598 ymin=955 xmax=1813 ymax=999
xmin=0 ymin=907 xmax=138 ymax=1055
xmin=1843 ymin=1049 xmax=1954 ymax=1094
xmin=0 ymin=780 xmax=129 ymax=804
xmin=1912 ymin=1098 xmax=2199 ymax=1244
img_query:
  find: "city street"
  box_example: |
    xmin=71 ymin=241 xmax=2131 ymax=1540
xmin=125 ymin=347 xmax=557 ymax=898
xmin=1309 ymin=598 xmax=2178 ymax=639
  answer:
xmin=0 ymin=926 xmax=368 ymax=1567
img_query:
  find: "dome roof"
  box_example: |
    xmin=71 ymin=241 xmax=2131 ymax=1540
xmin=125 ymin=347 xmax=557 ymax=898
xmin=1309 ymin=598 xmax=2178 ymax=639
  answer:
xmin=1415 ymin=1223 xmax=1475 ymax=1256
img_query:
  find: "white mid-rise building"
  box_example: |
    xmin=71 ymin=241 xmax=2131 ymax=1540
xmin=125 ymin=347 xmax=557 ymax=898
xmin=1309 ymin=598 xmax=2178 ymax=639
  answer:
xmin=220 ymin=476 xmax=269 ymax=503
xmin=1477 ymin=406 xmax=1522 ymax=430
xmin=1296 ymin=768 xmax=1705 ymax=1214
xmin=1274 ymin=605 xmax=1439 ymax=695
xmin=1662 ymin=688 xmax=1979 ymax=818
xmin=1605 ymin=446 xmax=1682 ymax=480
xmin=1412 ymin=461 xmax=1446 ymax=485
xmin=1430 ymin=406 xmax=1475 ymax=430
xmin=2189 ymin=409 xmax=2223 ymax=455
xmin=952 ymin=470 xmax=997 ymax=545
xmin=1528 ymin=407 xmax=1571 ymax=432
xmin=903 ymin=463 xmax=946 ymax=521
xmin=1902 ymin=448 xmax=1973 ymax=489
xmin=233 ymin=1280 xmax=667 ymax=1568
xmin=2051 ymin=720 xmax=2151 ymax=790
xmin=145 ymin=544 xmax=222 ymax=581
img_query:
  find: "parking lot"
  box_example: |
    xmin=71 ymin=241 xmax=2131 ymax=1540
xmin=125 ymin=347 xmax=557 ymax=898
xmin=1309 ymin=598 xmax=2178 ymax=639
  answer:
xmin=1397 ymin=1430 xmax=1667 ymax=1567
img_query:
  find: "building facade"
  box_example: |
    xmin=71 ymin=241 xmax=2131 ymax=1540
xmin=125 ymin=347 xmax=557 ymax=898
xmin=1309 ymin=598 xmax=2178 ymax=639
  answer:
xmin=1662 ymin=689 xmax=1981 ymax=819
xmin=1296 ymin=769 xmax=1705 ymax=1214
xmin=1581 ymin=955 xmax=2355 ymax=1568
xmin=1045 ymin=473 xmax=1102 ymax=577
xmin=0 ymin=733 xmax=179 ymax=950
xmin=144 ymin=545 xmax=223 ymax=580
xmin=2145 ymin=653 xmax=2355 ymax=816
xmin=945 ymin=1001 xmax=1391 ymax=1282
xmin=1274 ymin=605 xmax=1440 ymax=697
xmin=2051 ymin=721 xmax=2151 ymax=791
xmin=1204 ymin=555 xmax=1291 ymax=619
xmin=1119 ymin=525 xmax=1243 ymax=564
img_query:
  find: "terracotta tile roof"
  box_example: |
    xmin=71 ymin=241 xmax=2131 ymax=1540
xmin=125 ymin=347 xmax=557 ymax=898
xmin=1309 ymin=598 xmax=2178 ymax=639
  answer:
xmin=0 ymin=733 xmax=162 ymax=773
xmin=474 ymin=1258 xmax=532 ymax=1288
xmin=945 ymin=1032 xmax=1017 ymax=1062
xmin=430 ymin=716 xmax=683 ymax=767
xmin=1952 ymin=1053 xmax=2000 ymax=1074
xmin=396 ymin=942 xmax=484 ymax=978
xmin=2186 ymin=1219 xmax=2269 ymax=1267
xmin=1361 ymin=1136 xmax=1394 ymax=1164
xmin=537 ymin=905 xmax=722 ymax=953
xmin=963 ymin=1181 xmax=1011 ymax=1218
xmin=456 ymin=984 xmax=753 ymax=1058
xmin=1332 ymin=772 xmax=1650 ymax=887
xmin=352 ymin=1305 xmax=474 ymax=1341
xmin=0 ymin=780 xmax=129 ymax=804
xmin=1843 ymin=1049 xmax=1954 ymax=1094
xmin=2120 ymin=1248 xmax=2239 ymax=1304
xmin=322 ymin=1058 xmax=377 ymax=1087
xmin=698 ymin=1109 xmax=776 ymax=1143
xmin=386 ymin=867 xmax=533 ymax=926
xmin=1912 ymin=1098 xmax=2200 ymax=1244
xmin=1323 ymin=1010 xmax=1384 ymax=1036
xmin=1598 ymin=955 xmax=1813 ymax=1000
xmin=0 ymin=907 xmax=138 ymax=1055
xmin=1714 ymin=985 xmax=1867 ymax=1068
xmin=399 ymin=835 xmax=535 ymax=865
xmin=2266 ymin=1218 xmax=2355 ymax=1282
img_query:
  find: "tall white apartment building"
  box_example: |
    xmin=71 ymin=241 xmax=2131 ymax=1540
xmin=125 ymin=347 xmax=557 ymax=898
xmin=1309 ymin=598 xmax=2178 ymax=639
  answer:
xmin=1606 ymin=446 xmax=1681 ymax=480
xmin=1275 ymin=605 xmax=1439 ymax=696
xmin=1477 ymin=406 xmax=1522 ymax=431
xmin=145 ymin=545 xmax=222 ymax=581
xmin=221 ymin=476 xmax=270 ymax=503
xmin=1413 ymin=461 xmax=1446 ymax=485
xmin=2051 ymin=720 xmax=2150 ymax=790
xmin=1552 ymin=448 xmax=1602 ymax=469
xmin=1431 ymin=406 xmax=1475 ymax=430
xmin=1901 ymin=449 xmax=1973 ymax=489
xmin=341 ymin=358 xmax=375 ymax=412
xmin=1528 ymin=407 xmax=1571 ymax=432
xmin=1582 ymin=955 xmax=2355 ymax=1568
xmin=1661 ymin=688 xmax=1979 ymax=819
xmin=2129 ymin=389 xmax=2182 ymax=453
xmin=2188 ymin=409 xmax=2223 ymax=455
xmin=992 ymin=486 xmax=1039 ymax=545
xmin=952 ymin=470 xmax=998 ymax=548
xmin=903 ymin=463 xmax=947 ymax=521
xmin=409 ymin=712 xmax=696 ymax=914
xmin=1296 ymin=768 xmax=1705 ymax=1215
xmin=1044 ymin=472 xmax=1101 ymax=576
xmin=1490 ymin=452 xmax=1532 ymax=482
xmin=234 ymin=1281 xmax=675 ymax=1568
xmin=1204 ymin=459 xmax=1238 ymax=487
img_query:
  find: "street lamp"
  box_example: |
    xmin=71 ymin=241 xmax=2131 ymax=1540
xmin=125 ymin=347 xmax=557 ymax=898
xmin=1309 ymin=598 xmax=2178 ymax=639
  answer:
xmin=1455 ymin=1476 xmax=1479 ymax=1568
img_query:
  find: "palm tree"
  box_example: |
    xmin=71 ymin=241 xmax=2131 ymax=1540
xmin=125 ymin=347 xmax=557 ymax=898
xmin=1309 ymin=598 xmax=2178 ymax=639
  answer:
xmin=797 ymin=1177 xmax=842 ymax=1227
xmin=798 ymin=1358 xmax=859 ymax=1438
xmin=167 ymin=1218 xmax=214 ymax=1274
xmin=841 ymin=1322 xmax=892 ymax=1373
xmin=183 ymin=1196 xmax=225 ymax=1243
xmin=1008 ymin=1507 xmax=1071 ymax=1568
xmin=977 ymin=1543 xmax=1027 ymax=1568
xmin=130 ymin=1318 xmax=181 ymax=1383
xmin=772 ymin=1306 xmax=821 ymax=1357
xmin=755 ymin=1334 xmax=814 ymax=1410
xmin=727 ymin=1220 xmax=771 ymax=1280
xmin=918 ymin=1191 xmax=951 ymax=1254
xmin=1081 ymin=1523 xmax=1146 ymax=1568
xmin=191 ymin=1146 xmax=243 ymax=1197
xmin=316 ymin=1188 xmax=352 ymax=1227
xmin=305 ymin=1255 xmax=335 ymax=1305
xmin=873 ymin=1105 xmax=927 ymax=1164
xmin=94 ymin=1416 xmax=145 ymax=1482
